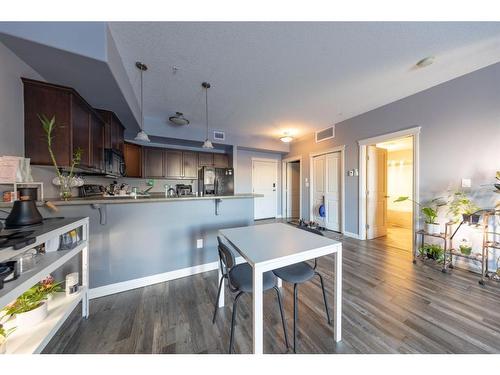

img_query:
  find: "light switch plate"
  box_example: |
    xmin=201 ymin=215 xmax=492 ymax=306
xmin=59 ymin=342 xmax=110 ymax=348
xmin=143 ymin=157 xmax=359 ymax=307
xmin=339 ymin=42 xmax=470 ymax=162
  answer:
xmin=461 ymin=178 xmax=471 ymax=188
xmin=196 ymin=239 xmax=203 ymax=249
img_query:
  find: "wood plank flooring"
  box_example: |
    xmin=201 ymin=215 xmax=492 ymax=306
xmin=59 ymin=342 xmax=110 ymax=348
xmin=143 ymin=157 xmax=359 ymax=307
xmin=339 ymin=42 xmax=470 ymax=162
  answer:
xmin=43 ymin=225 xmax=500 ymax=354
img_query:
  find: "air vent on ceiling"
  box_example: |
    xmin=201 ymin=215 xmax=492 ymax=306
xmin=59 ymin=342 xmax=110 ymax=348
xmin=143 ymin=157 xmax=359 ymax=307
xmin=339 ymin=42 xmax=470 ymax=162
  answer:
xmin=213 ymin=130 xmax=225 ymax=141
xmin=315 ymin=125 xmax=335 ymax=143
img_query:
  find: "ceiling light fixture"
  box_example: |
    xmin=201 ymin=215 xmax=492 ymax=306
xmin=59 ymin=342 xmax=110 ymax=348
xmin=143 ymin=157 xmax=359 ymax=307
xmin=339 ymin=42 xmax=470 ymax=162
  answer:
xmin=280 ymin=132 xmax=294 ymax=143
xmin=169 ymin=112 xmax=190 ymax=126
xmin=415 ymin=56 xmax=435 ymax=69
xmin=201 ymin=82 xmax=214 ymax=149
xmin=134 ymin=61 xmax=150 ymax=143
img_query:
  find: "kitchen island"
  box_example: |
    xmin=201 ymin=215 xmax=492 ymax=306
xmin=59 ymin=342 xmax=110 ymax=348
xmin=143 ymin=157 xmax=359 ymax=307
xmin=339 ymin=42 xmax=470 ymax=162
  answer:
xmin=15 ymin=193 xmax=262 ymax=299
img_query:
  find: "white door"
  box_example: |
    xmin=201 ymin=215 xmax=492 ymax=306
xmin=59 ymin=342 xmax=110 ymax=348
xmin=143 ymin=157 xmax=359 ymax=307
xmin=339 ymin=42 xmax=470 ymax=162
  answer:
xmin=312 ymin=155 xmax=326 ymax=225
xmin=286 ymin=162 xmax=300 ymax=218
xmin=366 ymin=145 xmax=388 ymax=239
xmin=252 ymin=160 xmax=278 ymax=220
xmin=325 ymin=153 xmax=340 ymax=231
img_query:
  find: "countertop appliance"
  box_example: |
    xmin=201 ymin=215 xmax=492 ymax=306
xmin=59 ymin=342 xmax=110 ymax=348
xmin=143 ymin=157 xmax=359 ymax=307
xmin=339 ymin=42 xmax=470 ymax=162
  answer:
xmin=78 ymin=184 xmax=105 ymax=198
xmin=5 ymin=199 xmax=43 ymax=228
xmin=199 ymin=167 xmax=234 ymax=196
xmin=104 ymin=148 xmax=126 ymax=177
xmin=176 ymin=184 xmax=193 ymax=196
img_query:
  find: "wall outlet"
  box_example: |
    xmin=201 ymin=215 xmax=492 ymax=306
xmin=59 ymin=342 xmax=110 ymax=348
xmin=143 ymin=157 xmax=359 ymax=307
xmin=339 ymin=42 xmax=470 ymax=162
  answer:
xmin=461 ymin=178 xmax=471 ymax=188
xmin=196 ymin=239 xmax=203 ymax=249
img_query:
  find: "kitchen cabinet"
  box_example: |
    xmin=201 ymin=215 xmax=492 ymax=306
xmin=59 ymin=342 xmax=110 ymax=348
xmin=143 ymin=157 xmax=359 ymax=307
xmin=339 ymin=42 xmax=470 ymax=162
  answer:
xmin=182 ymin=152 xmax=198 ymax=179
xmin=198 ymin=152 xmax=214 ymax=167
xmin=165 ymin=150 xmax=182 ymax=178
xmin=97 ymin=109 xmax=125 ymax=153
xmin=22 ymin=78 xmax=105 ymax=172
xmin=123 ymin=142 xmax=142 ymax=178
xmin=144 ymin=147 xmax=165 ymax=178
xmin=214 ymin=153 xmax=229 ymax=168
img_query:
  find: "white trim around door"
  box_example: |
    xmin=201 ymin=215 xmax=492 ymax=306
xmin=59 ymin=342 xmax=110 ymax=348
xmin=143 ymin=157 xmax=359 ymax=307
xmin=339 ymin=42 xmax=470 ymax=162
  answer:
xmin=357 ymin=126 xmax=421 ymax=241
xmin=309 ymin=146 xmax=346 ymax=234
xmin=281 ymin=155 xmax=303 ymax=220
xmin=251 ymin=157 xmax=279 ymax=220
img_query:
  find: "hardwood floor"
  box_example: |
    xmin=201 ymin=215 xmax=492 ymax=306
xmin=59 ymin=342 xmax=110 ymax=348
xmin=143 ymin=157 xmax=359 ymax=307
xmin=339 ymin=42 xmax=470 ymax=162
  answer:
xmin=43 ymin=226 xmax=500 ymax=354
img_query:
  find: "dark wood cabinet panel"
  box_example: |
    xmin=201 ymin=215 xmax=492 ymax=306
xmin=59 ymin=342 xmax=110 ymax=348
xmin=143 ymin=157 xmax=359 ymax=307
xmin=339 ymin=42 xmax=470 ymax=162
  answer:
xmin=123 ymin=142 xmax=142 ymax=178
xmin=182 ymin=152 xmax=198 ymax=179
xmin=96 ymin=109 xmax=125 ymax=153
xmin=165 ymin=150 xmax=182 ymax=178
xmin=90 ymin=113 xmax=104 ymax=171
xmin=23 ymin=80 xmax=72 ymax=167
xmin=198 ymin=152 xmax=214 ymax=167
xmin=213 ymin=153 xmax=229 ymax=168
xmin=71 ymin=97 xmax=91 ymax=168
xmin=144 ymin=147 xmax=165 ymax=178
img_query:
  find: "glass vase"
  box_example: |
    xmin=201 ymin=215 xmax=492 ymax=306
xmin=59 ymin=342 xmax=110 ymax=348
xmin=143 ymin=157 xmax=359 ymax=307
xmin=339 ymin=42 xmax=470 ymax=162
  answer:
xmin=52 ymin=175 xmax=84 ymax=201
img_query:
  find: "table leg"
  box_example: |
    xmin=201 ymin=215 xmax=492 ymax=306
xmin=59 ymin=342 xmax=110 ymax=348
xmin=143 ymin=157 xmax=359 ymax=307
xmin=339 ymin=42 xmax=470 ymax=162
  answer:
xmin=333 ymin=246 xmax=342 ymax=342
xmin=252 ymin=265 xmax=264 ymax=354
xmin=217 ymin=264 xmax=225 ymax=308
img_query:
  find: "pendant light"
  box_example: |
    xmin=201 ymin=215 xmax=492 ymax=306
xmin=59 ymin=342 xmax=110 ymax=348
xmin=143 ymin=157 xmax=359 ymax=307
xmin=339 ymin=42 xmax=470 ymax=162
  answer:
xmin=134 ymin=61 xmax=150 ymax=143
xmin=201 ymin=82 xmax=214 ymax=149
xmin=169 ymin=112 xmax=190 ymax=126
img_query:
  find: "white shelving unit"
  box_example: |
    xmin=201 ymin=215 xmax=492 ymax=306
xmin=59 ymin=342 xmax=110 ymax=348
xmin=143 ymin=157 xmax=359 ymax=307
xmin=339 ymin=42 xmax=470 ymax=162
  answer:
xmin=0 ymin=181 xmax=44 ymax=201
xmin=0 ymin=217 xmax=89 ymax=354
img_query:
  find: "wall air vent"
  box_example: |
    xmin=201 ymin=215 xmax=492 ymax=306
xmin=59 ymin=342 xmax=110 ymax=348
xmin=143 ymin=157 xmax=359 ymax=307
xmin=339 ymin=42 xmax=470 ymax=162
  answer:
xmin=315 ymin=125 xmax=335 ymax=143
xmin=213 ymin=130 xmax=225 ymax=141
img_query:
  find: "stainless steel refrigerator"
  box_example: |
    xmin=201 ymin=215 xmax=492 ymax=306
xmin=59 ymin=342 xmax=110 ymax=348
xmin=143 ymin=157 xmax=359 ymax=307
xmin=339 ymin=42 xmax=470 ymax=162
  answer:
xmin=199 ymin=167 xmax=234 ymax=196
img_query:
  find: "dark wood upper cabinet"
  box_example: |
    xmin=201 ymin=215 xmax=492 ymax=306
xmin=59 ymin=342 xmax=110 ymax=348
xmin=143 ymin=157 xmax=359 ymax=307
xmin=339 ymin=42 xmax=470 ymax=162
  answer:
xmin=22 ymin=78 xmax=105 ymax=172
xmin=182 ymin=152 xmax=198 ymax=179
xmin=213 ymin=153 xmax=229 ymax=168
xmin=198 ymin=152 xmax=214 ymax=167
xmin=123 ymin=142 xmax=142 ymax=178
xmin=143 ymin=147 xmax=165 ymax=178
xmin=96 ymin=109 xmax=125 ymax=153
xmin=165 ymin=150 xmax=182 ymax=178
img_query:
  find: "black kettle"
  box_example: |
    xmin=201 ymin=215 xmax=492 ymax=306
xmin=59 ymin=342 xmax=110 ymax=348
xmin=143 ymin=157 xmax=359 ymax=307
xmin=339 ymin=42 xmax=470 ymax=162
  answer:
xmin=5 ymin=199 xmax=43 ymax=228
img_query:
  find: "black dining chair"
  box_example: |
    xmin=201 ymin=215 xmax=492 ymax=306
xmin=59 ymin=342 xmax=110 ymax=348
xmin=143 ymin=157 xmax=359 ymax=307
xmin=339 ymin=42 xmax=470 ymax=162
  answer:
xmin=212 ymin=236 xmax=289 ymax=353
xmin=272 ymin=226 xmax=331 ymax=353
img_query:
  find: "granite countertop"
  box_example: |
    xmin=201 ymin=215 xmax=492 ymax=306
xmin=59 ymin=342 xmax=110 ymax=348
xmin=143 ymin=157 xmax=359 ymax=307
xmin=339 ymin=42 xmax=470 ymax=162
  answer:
xmin=0 ymin=193 xmax=263 ymax=207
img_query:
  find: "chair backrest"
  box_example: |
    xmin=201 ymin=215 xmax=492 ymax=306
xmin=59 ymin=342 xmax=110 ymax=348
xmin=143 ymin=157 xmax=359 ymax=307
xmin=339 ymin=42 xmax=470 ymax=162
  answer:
xmin=297 ymin=225 xmax=324 ymax=236
xmin=217 ymin=236 xmax=236 ymax=270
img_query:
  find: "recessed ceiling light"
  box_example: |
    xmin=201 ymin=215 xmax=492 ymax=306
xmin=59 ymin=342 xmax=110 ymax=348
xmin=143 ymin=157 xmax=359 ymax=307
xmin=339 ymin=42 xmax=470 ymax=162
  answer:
xmin=415 ymin=56 xmax=435 ymax=69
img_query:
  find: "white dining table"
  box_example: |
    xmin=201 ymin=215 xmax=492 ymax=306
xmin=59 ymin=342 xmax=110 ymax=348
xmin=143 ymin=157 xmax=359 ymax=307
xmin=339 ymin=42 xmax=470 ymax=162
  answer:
xmin=218 ymin=222 xmax=342 ymax=354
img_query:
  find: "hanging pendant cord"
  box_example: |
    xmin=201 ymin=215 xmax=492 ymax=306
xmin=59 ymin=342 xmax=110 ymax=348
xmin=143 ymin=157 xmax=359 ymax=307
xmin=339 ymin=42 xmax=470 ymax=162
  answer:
xmin=140 ymin=68 xmax=144 ymax=131
xmin=205 ymin=86 xmax=209 ymax=139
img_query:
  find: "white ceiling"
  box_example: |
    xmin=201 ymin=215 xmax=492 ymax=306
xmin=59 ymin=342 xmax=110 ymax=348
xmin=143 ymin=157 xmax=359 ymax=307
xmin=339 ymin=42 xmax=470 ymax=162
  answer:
xmin=108 ymin=22 xmax=500 ymax=140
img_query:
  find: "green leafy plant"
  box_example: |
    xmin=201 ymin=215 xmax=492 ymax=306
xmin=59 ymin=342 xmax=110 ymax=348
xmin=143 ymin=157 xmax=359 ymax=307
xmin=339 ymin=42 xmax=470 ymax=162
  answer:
xmin=38 ymin=114 xmax=82 ymax=180
xmin=1 ymin=276 xmax=62 ymax=317
xmin=0 ymin=324 xmax=15 ymax=341
xmin=447 ymin=191 xmax=480 ymax=223
xmin=419 ymin=243 xmax=445 ymax=262
xmin=394 ymin=196 xmax=446 ymax=224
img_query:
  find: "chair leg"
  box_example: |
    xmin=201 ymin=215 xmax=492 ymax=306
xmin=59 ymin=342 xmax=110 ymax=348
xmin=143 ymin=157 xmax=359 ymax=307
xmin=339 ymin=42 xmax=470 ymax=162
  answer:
xmin=229 ymin=292 xmax=244 ymax=354
xmin=316 ymin=272 xmax=331 ymax=325
xmin=293 ymin=283 xmax=298 ymax=353
xmin=273 ymin=286 xmax=289 ymax=350
xmin=212 ymin=276 xmax=224 ymax=324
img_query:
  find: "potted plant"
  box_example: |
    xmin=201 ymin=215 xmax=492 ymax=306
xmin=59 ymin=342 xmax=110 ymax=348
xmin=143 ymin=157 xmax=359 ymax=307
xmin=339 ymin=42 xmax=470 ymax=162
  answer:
xmin=1 ymin=276 xmax=62 ymax=328
xmin=0 ymin=324 xmax=15 ymax=354
xmin=394 ymin=196 xmax=446 ymax=234
xmin=458 ymin=238 xmax=472 ymax=256
xmin=494 ymin=171 xmax=500 ymax=191
xmin=447 ymin=191 xmax=480 ymax=224
xmin=38 ymin=114 xmax=83 ymax=200
xmin=419 ymin=243 xmax=445 ymax=262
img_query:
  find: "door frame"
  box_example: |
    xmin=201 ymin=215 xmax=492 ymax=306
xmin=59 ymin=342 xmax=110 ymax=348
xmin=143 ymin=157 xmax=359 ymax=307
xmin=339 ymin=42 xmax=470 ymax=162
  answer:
xmin=309 ymin=145 xmax=346 ymax=233
xmin=281 ymin=155 xmax=302 ymax=219
xmin=358 ymin=126 xmax=421 ymax=241
xmin=251 ymin=157 xmax=279 ymax=219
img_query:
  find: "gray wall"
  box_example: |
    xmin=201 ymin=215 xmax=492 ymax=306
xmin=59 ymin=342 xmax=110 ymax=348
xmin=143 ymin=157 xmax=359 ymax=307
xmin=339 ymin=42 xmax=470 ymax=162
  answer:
xmin=235 ymin=148 xmax=283 ymax=217
xmin=41 ymin=199 xmax=254 ymax=288
xmin=0 ymin=41 xmax=43 ymax=156
xmin=288 ymin=61 xmax=500 ymax=234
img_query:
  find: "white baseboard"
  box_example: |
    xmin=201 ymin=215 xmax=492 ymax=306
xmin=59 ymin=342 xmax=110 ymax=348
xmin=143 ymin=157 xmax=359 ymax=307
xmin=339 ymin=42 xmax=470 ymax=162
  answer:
xmin=343 ymin=231 xmax=361 ymax=240
xmin=88 ymin=261 xmax=219 ymax=300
